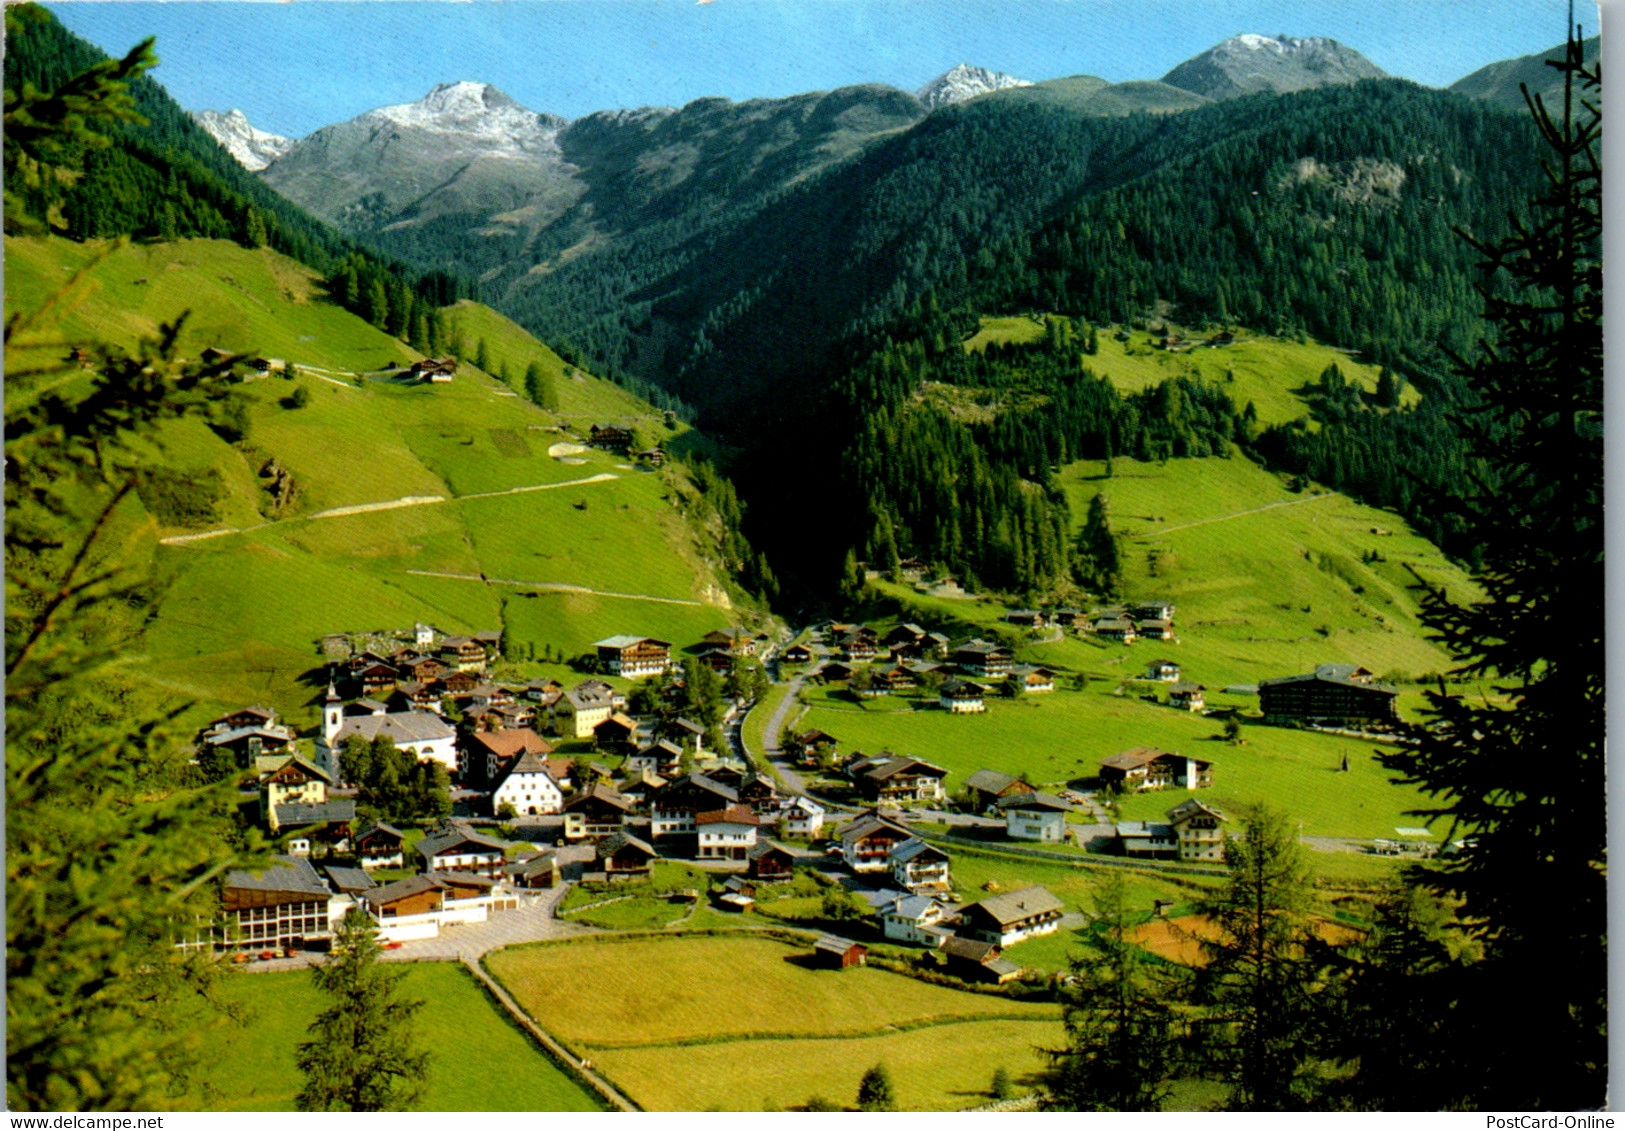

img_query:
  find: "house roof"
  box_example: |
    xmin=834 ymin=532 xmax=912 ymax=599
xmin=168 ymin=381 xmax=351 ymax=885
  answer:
xmin=262 ymin=753 xmax=332 ymax=785
xmin=964 ymin=769 xmax=1023 ymax=795
xmin=593 ymin=635 xmax=665 ymax=650
xmin=814 ymin=934 xmax=863 ymax=955
xmin=564 ymin=687 xmax=614 ymax=711
xmin=1100 ymin=746 xmax=1180 ymax=773
xmin=839 ymin=812 xmax=913 ymax=846
xmin=472 ymin=728 xmax=555 ymax=760
xmin=225 ymin=855 xmax=330 ymax=897
xmin=1169 ymin=681 xmax=1206 ymax=694
xmin=883 ymin=894 xmax=944 ymax=921
xmin=658 ymin=773 xmax=738 ymax=804
xmin=1258 ymin=663 xmax=1397 ymax=694
xmin=1167 ymin=798 xmax=1227 ymax=824
xmin=596 ymin=712 xmax=638 ymax=732
xmin=354 ymin=820 xmax=406 ymax=845
xmin=597 ymin=830 xmax=656 ymax=859
xmin=696 ymin=804 xmax=760 ymax=828
xmin=210 ymin=705 xmax=276 ymax=726
xmin=955 ymin=639 xmax=1012 ymax=657
xmin=364 ymin=874 xmax=443 ymax=907
xmin=324 ymin=866 xmax=376 ymax=894
xmin=747 ymin=839 xmax=793 ymax=861
xmin=966 ymin=885 xmax=1063 ymax=926
xmin=1116 ymin=821 xmax=1176 ymax=840
xmin=864 ymin=756 xmax=948 ymax=782
xmin=566 ymin=783 xmax=631 ymax=812
xmin=331 ymin=711 xmax=454 ymax=746
xmin=417 ymin=825 xmax=506 ymax=860
xmin=502 ymin=853 xmax=559 ymax=878
xmin=499 ymin=749 xmax=560 ymax=782
xmin=939 ymin=678 xmax=986 ymax=697
xmin=207 ymin=724 xmax=295 ymax=747
xmin=274 ymin=799 xmax=356 ymax=827
xmin=890 ymin=837 xmax=949 ymax=865
xmin=996 ymin=791 xmax=1072 ymax=813
xmin=941 ymin=935 xmax=1000 ymax=963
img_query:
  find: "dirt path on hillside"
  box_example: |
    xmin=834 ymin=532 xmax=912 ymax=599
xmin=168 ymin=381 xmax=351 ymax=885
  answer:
xmin=403 ymin=569 xmax=706 ymax=608
xmin=157 ymin=474 xmax=621 ymax=546
xmin=1140 ymin=493 xmax=1335 ymax=537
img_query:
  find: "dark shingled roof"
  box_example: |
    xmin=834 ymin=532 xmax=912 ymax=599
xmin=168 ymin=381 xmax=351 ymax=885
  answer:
xmin=995 ymin=791 xmax=1072 ymax=813
xmin=225 ymin=855 xmax=330 ymax=897
xmin=1258 ymin=663 xmax=1397 ymax=694
xmin=966 ymin=885 xmax=1063 ymax=926
xmin=274 ymin=799 xmax=356 ymax=826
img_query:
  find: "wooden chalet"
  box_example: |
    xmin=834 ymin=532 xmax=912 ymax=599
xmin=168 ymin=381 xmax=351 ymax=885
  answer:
xmin=588 ymin=423 xmax=635 ymax=452
xmin=746 ymin=841 xmax=796 ymax=882
xmin=736 ymin=773 xmax=780 ymax=814
xmin=407 ymin=356 xmax=457 ymax=382
xmin=1169 ymin=681 xmax=1206 ymax=711
xmin=1092 ymin=617 xmax=1138 ymax=642
xmin=781 ymin=643 xmax=814 ymax=665
xmin=958 ymin=885 xmax=1064 ymax=946
xmin=816 ymin=661 xmax=855 ymax=684
xmin=953 ymin=639 xmax=1014 ymax=679
xmin=940 ymin=936 xmax=1022 ymax=984
xmin=938 ymin=677 xmax=987 ymax=714
xmin=415 ymin=822 xmax=506 ymax=877
xmin=1168 ymin=798 xmax=1227 ymax=863
xmin=1135 ymin=618 xmax=1176 ymax=642
xmin=502 ymin=852 xmax=560 ymax=890
xmin=850 ymin=754 xmax=948 ymax=804
xmin=650 ymin=773 xmax=738 ymax=838
xmin=701 ymin=627 xmax=764 ymax=656
xmin=1099 ymin=747 xmax=1213 ymax=792
xmin=839 ymin=809 xmax=915 ymax=873
xmin=353 ymin=821 xmax=407 ymax=869
xmin=1258 ymin=664 xmax=1400 ymax=728
xmin=563 ymin=784 xmax=631 ymax=840
xmin=1004 ymin=609 xmax=1048 ymax=628
xmin=812 ymin=935 xmax=868 ymax=969
xmin=593 ymin=712 xmax=640 ymax=751
xmin=593 ymin=635 xmax=671 ymax=679
xmin=962 ymin=769 xmax=1035 ymax=813
xmin=1146 ymin=659 xmax=1181 ymax=682
xmin=595 ymin=831 xmax=658 ymax=880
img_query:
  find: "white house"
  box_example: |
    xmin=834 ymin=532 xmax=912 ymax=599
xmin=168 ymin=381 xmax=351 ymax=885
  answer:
xmin=776 ymin=795 xmax=826 ymax=838
xmin=557 ymin=684 xmax=614 ymax=738
xmin=958 ymin=885 xmax=1064 ymax=946
xmin=696 ymin=804 xmax=760 ymax=861
xmin=996 ymin=791 xmax=1072 ymax=843
xmin=415 ymin=822 xmax=506 ymax=877
xmin=1168 ymin=798 xmax=1227 ymax=863
xmin=878 ymin=893 xmax=953 ymax=946
xmin=361 ymin=872 xmax=514 ymax=942
xmin=889 ymin=837 xmax=952 ymax=895
xmin=490 ymin=750 xmax=564 ymax=817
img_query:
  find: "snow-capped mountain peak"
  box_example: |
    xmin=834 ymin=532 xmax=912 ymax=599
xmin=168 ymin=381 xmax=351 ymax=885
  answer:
xmin=365 ymin=82 xmax=566 ymax=143
xmin=916 ymin=63 xmax=1033 ymax=110
xmin=190 ymin=108 xmax=294 ymax=172
xmin=1162 ymin=34 xmax=1387 ymax=100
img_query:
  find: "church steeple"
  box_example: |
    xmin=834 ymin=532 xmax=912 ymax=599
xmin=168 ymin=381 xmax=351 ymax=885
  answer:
xmin=323 ymin=679 xmax=343 ymax=744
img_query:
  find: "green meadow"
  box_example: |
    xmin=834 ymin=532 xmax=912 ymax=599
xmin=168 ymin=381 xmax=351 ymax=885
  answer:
xmin=174 ymin=962 xmax=601 ymax=1111
xmin=5 ymin=236 xmax=745 ymax=731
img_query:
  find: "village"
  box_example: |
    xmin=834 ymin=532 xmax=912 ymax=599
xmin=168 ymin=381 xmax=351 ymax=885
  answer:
xmin=204 ymin=586 xmax=1418 ymax=994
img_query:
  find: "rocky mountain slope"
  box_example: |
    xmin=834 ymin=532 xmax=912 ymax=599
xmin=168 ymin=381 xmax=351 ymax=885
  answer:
xmin=190 ymin=108 xmax=294 ymax=171
xmin=916 ymin=63 xmax=1032 ymax=109
xmin=1162 ymin=34 xmax=1387 ymax=100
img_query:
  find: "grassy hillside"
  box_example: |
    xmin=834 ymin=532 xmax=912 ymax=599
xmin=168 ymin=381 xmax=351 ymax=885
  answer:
xmin=6 ymin=236 xmax=750 ymax=730
xmin=962 ymin=315 xmax=1419 ymax=426
xmin=174 ymin=963 xmax=601 ymax=1111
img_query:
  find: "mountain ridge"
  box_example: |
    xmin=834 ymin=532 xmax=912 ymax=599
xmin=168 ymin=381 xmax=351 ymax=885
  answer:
xmin=1161 ymin=34 xmax=1388 ymax=100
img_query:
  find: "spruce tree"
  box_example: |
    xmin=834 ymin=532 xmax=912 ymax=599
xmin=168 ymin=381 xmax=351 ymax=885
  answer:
xmin=296 ymin=908 xmax=429 ymax=1112
xmin=1041 ymin=874 xmax=1177 ymax=1111
xmin=1378 ymin=28 xmax=1603 ymax=1108
xmin=1189 ymin=805 xmax=1327 ymax=1110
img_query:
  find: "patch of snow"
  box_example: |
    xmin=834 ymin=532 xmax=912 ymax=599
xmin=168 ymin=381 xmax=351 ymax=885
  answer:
xmin=364 ymin=82 xmax=567 ymax=155
xmin=916 ymin=63 xmax=1033 ymax=110
xmin=191 ymin=108 xmax=294 ymax=171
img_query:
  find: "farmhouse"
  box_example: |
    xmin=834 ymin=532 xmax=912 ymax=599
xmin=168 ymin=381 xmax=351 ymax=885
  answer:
xmin=701 ymin=627 xmax=765 ymax=656
xmin=352 ymin=821 xmax=406 ymax=869
xmin=1169 ymin=681 xmax=1206 ymax=711
xmin=628 ymin=738 xmax=683 ymax=777
xmin=1146 ymin=659 xmax=1181 ymax=681
xmin=889 ymin=837 xmax=952 ymax=895
xmin=958 ymin=885 xmax=1064 ymax=946
xmin=490 ymin=750 xmax=565 ymax=817
xmin=839 ymin=809 xmax=915 ymax=873
xmin=1012 ymin=665 xmax=1057 ymax=694
xmin=781 ymin=643 xmax=814 ymax=665
xmin=407 ymin=356 xmax=457 ymax=382
xmin=593 ymin=712 xmax=639 ymax=751
xmin=1136 ymin=618 xmax=1175 ymax=642
xmin=1116 ymin=820 xmax=1178 ymax=859
xmin=199 ymin=706 xmax=295 ymax=765
xmin=1130 ymin=600 xmax=1177 ymax=622
xmin=588 ymin=424 xmax=634 ymax=452
xmin=938 ymin=677 xmax=987 ymax=714
xmin=1168 ymin=798 xmax=1228 ymax=863
xmin=595 ymin=831 xmax=658 ymax=880
xmin=962 ymin=769 xmax=1035 ymax=813
xmin=1093 ymin=617 xmax=1138 ymax=643
xmin=464 ymin=727 xmax=556 ymax=788
xmin=563 ymin=784 xmax=632 ymax=840
xmin=997 ymin=791 xmax=1072 ymax=842
xmin=1258 ymin=664 xmax=1400 ymax=727
xmin=953 ymin=640 xmax=1013 ymax=679
xmin=816 ymin=661 xmax=855 ymax=684
xmin=940 ymin=936 xmax=1022 ymax=984
xmin=1004 ymin=609 xmax=1048 ymax=628
xmin=438 ymin=635 xmax=489 ymax=673
xmin=651 ymin=774 xmax=739 ymax=838
xmin=219 ymin=856 xmax=340 ymax=950
xmin=840 ymin=631 xmax=878 ymax=663
xmin=746 ymin=840 xmax=796 ymax=882
xmin=736 ymin=773 xmax=780 ymax=814
xmin=696 ymin=804 xmax=760 ymax=861
xmin=416 ymin=822 xmax=507 ymax=877
xmin=850 ymin=754 xmax=949 ymax=804
xmin=774 ymin=794 xmax=826 ymax=838
xmin=812 ymin=935 xmax=868 ymax=969
xmin=1099 ymin=747 xmax=1213 ymax=792
xmin=259 ymin=754 xmax=331 ymax=815
xmin=557 ymin=684 xmax=615 ymax=739
xmin=879 ymin=894 xmax=953 ymax=946
xmin=593 ymin=635 xmax=671 ymax=678
xmin=271 ymin=800 xmax=356 ymax=855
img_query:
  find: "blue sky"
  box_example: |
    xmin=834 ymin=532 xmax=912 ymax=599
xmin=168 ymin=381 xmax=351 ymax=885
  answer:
xmin=49 ymin=0 xmax=1583 ymax=138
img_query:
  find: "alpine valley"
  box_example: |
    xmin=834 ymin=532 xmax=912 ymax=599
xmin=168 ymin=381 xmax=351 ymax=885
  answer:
xmin=4 ymin=1 xmax=1604 ymax=1116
